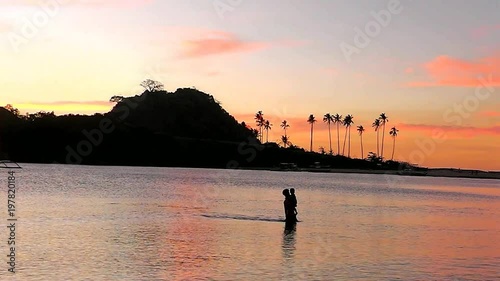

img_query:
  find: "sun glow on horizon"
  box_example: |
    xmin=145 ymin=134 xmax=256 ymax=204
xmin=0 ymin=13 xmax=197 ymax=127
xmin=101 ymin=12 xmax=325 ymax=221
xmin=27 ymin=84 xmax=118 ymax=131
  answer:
xmin=0 ymin=0 xmax=498 ymax=170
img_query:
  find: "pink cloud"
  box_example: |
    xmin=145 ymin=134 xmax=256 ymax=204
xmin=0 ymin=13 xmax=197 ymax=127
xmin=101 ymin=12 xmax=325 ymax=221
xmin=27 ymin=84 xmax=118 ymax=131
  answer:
xmin=178 ymin=31 xmax=270 ymax=59
xmin=405 ymin=67 xmax=414 ymax=74
xmin=471 ymin=24 xmax=500 ymax=39
xmin=159 ymin=27 xmax=303 ymax=59
xmin=20 ymin=101 xmax=112 ymax=107
xmin=45 ymin=101 xmax=111 ymax=106
xmin=398 ymin=123 xmax=500 ymax=138
xmin=205 ymin=71 xmax=220 ymax=77
xmin=13 ymin=100 xmax=113 ymax=114
xmin=478 ymin=111 xmax=500 ymax=118
xmin=406 ymin=53 xmax=500 ymax=87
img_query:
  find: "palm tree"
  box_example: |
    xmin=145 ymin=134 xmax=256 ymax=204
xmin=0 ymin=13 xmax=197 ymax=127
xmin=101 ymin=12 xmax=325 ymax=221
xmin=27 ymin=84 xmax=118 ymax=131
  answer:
xmin=389 ymin=126 xmax=399 ymax=160
xmin=379 ymin=113 xmax=389 ymax=159
xmin=333 ymin=114 xmax=342 ymax=155
xmin=342 ymin=114 xmax=354 ymax=157
xmin=323 ymin=113 xmax=334 ymax=154
xmin=357 ymin=125 xmax=365 ymax=159
xmin=254 ymin=111 xmax=264 ymax=142
xmin=307 ymin=114 xmax=316 ymax=152
xmin=263 ymin=120 xmax=272 ymax=143
xmin=280 ymin=120 xmax=290 ymax=148
xmin=280 ymin=135 xmax=291 ymax=148
xmin=281 ymin=120 xmax=290 ymax=136
xmin=372 ymin=119 xmax=381 ymax=156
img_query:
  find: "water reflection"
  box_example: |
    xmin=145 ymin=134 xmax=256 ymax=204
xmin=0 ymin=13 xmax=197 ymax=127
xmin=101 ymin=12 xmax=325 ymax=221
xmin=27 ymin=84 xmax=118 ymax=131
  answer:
xmin=281 ymin=223 xmax=297 ymax=280
xmin=282 ymin=223 xmax=296 ymax=260
xmin=8 ymin=164 xmax=500 ymax=280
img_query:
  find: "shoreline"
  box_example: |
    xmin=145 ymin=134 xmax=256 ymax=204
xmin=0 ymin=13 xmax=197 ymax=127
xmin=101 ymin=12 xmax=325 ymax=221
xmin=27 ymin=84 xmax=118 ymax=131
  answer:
xmin=263 ymin=167 xmax=500 ymax=180
xmin=15 ymin=162 xmax=500 ymax=180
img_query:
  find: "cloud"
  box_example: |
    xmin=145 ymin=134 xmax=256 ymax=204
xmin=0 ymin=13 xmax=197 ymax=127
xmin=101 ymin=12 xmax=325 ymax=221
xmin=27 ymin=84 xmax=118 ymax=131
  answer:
xmin=205 ymin=71 xmax=220 ymax=77
xmin=397 ymin=123 xmax=500 ymax=138
xmin=406 ymin=53 xmax=500 ymax=87
xmin=13 ymin=100 xmax=113 ymax=114
xmin=404 ymin=67 xmax=414 ymax=74
xmin=471 ymin=24 xmax=500 ymax=39
xmin=25 ymin=101 xmax=111 ymax=106
xmin=477 ymin=111 xmax=500 ymax=118
xmin=178 ymin=31 xmax=270 ymax=59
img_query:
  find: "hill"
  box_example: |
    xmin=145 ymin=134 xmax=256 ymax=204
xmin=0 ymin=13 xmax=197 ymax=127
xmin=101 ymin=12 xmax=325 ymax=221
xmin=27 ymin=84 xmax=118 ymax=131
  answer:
xmin=0 ymin=87 xmax=384 ymax=169
xmin=108 ymin=88 xmax=254 ymax=141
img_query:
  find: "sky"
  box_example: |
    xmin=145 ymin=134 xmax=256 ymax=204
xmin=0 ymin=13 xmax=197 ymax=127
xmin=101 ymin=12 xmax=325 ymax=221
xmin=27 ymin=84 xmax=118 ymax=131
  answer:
xmin=0 ymin=0 xmax=498 ymax=171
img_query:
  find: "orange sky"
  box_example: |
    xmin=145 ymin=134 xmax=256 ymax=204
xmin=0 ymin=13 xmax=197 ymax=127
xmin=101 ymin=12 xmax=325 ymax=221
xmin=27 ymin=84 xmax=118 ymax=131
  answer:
xmin=0 ymin=1 xmax=498 ymax=171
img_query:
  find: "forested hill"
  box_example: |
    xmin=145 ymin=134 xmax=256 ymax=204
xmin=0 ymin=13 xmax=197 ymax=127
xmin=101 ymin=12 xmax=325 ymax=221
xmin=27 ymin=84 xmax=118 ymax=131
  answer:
xmin=0 ymin=87 xmax=384 ymax=170
xmin=0 ymin=88 xmax=263 ymax=166
xmin=108 ymin=88 xmax=255 ymax=141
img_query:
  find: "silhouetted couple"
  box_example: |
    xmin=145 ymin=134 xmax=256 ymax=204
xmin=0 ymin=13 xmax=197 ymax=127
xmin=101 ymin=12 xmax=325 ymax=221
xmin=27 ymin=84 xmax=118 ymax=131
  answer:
xmin=282 ymin=188 xmax=298 ymax=224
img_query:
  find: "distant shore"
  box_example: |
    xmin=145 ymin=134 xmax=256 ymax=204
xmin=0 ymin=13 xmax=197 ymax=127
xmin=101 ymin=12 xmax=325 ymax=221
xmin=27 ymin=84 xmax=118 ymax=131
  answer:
xmin=262 ymin=167 xmax=500 ymax=180
xmin=11 ymin=161 xmax=500 ymax=180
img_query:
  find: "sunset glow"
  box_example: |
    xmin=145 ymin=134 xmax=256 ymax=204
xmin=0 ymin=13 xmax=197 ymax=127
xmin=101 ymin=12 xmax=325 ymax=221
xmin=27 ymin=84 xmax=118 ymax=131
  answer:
xmin=0 ymin=0 xmax=498 ymax=170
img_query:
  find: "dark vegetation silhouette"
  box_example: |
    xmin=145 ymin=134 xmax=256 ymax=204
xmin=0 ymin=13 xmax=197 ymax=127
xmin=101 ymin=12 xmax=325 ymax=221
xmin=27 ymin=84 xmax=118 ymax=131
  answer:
xmin=0 ymin=82 xmax=413 ymax=170
xmin=307 ymin=114 xmax=316 ymax=152
xmin=323 ymin=113 xmax=333 ymax=155
xmin=254 ymin=111 xmax=264 ymax=142
xmin=280 ymin=120 xmax=290 ymax=148
xmin=342 ymin=114 xmax=354 ymax=157
xmin=390 ymin=126 xmax=399 ymax=161
xmin=379 ymin=112 xmax=389 ymax=159
xmin=357 ymin=125 xmax=365 ymax=160
xmin=372 ymin=118 xmax=381 ymax=156
xmin=333 ymin=113 xmax=342 ymax=155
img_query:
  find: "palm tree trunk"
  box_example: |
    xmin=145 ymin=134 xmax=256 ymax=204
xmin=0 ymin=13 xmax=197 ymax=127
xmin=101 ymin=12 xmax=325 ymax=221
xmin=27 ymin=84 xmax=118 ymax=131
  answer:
xmin=342 ymin=127 xmax=348 ymax=155
xmin=348 ymin=126 xmax=351 ymax=157
xmin=328 ymin=123 xmax=332 ymax=154
xmin=381 ymin=123 xmax=386 ymax=159
xmin=266 ymin=129 xmax=269 ymax=143
xmin=310 ymin=123 xmax=314 ymax=152
xmin=337 ymin=124 xmax=340 ymax=155
xmin=391 ymin=137 xmax=396 ymax=160
xmin=376 ymin=130 xmax=379 ymax=156
xmin=284 ymin=128 xmax=287 ymax=148
xmin=360 ymin=134 xmax=364 ymax=159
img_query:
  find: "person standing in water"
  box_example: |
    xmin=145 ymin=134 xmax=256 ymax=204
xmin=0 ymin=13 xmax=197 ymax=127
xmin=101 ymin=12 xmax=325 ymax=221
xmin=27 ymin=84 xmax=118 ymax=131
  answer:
xmin=282 ymin=189 xmax=296 ymax=223
xmin=289 ymin=188 xmax=298 ymax=220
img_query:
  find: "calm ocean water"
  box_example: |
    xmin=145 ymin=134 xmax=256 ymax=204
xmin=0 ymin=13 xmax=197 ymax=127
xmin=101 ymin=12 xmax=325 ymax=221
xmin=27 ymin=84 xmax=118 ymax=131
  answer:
xmin=1 ymin=164 xmax=499 ymax=280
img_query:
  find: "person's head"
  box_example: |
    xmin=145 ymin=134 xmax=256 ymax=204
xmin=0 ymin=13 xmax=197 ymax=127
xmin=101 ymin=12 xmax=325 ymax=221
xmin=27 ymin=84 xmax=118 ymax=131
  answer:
xmin=282 ymin=189 xmax=290 ymax=197
xmin=290 ymin=188 xmax=295 ymax=195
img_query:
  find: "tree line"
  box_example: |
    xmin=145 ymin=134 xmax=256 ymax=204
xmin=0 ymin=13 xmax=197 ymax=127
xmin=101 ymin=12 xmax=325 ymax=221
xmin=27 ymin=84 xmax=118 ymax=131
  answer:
xmin=254 ymin=111 xmax=400 ymax=161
